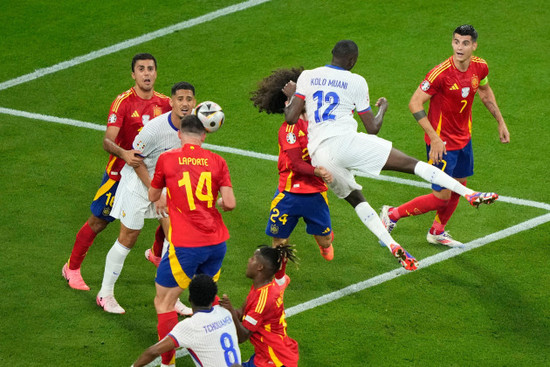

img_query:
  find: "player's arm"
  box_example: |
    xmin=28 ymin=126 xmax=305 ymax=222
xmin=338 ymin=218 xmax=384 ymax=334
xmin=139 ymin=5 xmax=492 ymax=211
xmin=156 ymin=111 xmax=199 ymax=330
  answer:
xmin=478 ymin=82 xmax=510 ymax=143
xmin=358 ymin=97 xmax=388 ymax=135
xmin=217 ymin=186 xmax=236 ymax=211
xmin=283 ymin=82 xmax=303 ymax=125
xmin=132 ymin=336 xmax=176 ymax=367
xmin=149 ymin=186 xmax=162 ymax=202
xmin=220 ymin=295 xmax=252 ymax=343
xmin=103 ymin=125 xmax=143 ymax=167
xmin=285 ymin=147 xmax=333 ymax=183
xmin=409 ymin=87 xmax=446 ymax=164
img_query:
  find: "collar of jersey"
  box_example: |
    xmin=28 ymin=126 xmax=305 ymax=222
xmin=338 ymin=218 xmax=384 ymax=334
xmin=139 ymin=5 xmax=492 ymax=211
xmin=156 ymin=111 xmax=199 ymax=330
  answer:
xmin=325 ymin=64 xmax=345 ymax=70
xmin=194 ymin=307 xmax=215 ymax=314
xmin=168 ymin=113 xmax=178 ymax=132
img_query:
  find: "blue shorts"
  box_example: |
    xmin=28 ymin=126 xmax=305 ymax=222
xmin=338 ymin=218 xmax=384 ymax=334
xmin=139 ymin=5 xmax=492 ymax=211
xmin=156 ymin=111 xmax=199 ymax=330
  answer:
xmin=265 ymin=189 xmax=332 ymax=239
xmin=155 ymin=242 xmax=227 ymax=289
xmin=89 ymin=172 xmax=119 ymax=222
xmin=427 ymin=140 xmax=474 ymax=192
xmin=242 ymin=354 xmax=256 ymax=367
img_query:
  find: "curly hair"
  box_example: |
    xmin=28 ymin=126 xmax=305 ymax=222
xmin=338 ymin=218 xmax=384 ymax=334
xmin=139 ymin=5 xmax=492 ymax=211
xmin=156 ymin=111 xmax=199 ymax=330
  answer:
xmin=257 ymin=244 xmax=298 ymax=275
xmin=250 ymin=67 xmax=304 ymax=114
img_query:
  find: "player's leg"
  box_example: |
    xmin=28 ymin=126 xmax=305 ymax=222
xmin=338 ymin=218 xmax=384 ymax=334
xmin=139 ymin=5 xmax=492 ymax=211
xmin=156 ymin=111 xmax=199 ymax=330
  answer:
xmin=303 ymin=192 xmax=334 ymax=260
xmin=63 ymin=174 xmax=118 ymax=291
xmin=145 ymin=225 xmax=165 ymax=267
xmin=382 ymin=147 xmax=497 ymax=207
xmin=155 ymin=283 xmax=183 ymax=367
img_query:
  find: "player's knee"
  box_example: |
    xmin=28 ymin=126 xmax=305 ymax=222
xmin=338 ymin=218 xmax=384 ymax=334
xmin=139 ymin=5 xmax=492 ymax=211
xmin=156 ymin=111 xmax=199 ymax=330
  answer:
xmin=88 ymin=215 xmax=109 ymax=233
xmin=344 ymin=190 xmax=365 ymax=208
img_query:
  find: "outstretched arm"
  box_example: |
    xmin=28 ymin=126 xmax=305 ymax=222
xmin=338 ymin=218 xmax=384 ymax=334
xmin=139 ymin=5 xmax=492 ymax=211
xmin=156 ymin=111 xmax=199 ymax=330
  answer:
xmin=132 ymin=336 xmax=176 ymax=367
xmin=409 ymin=87 xmax=446 ymax=164
xmin=358 ymin=97 xmax=388 ymax=135
xmin=478 ymin=83 xmax=510 ymax=143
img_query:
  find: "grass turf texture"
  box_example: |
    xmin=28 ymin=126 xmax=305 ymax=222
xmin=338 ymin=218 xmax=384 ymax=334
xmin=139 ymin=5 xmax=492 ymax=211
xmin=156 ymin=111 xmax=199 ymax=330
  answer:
xmin=1 ymin=0 xmax=549 ymax=366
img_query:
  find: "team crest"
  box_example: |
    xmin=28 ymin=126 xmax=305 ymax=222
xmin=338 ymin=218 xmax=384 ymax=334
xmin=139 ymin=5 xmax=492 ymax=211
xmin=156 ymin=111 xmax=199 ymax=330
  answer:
xmin=108 ymin=113 xmax=117 ymax=124
xmin=471 ymin=74 xmax=479 ymax=90
xmin=286 ymin=132 xmax=297 ymax=144
xmin=421 ymin=80 xmax=431 ymax=92
xmin=461 ymin=87 xmax=470 ymax=98
xmin=269 ymin=224 xmax=280 ymax=235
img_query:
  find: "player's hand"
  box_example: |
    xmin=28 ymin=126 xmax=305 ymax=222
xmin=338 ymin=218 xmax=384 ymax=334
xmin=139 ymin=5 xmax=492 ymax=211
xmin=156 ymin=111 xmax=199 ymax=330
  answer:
xmin=154 ymin=194 xmax=168 ymax=218
xmin=498 ymin=123 xmax=510 ymax=143
xmin=429 ymin=137 xmax=447 ymax=165
xmin=123 ymin=149 xmax=144 ymax=167
xmin=219 ymin=294 xmax=233 ymax=311
xmin=315 ymin=166 xmax=333 ymax=184
xmin=375 ymin=97 xmax=388 ymax=112
xmin=282 ymin=81 xmax=297 ymax=98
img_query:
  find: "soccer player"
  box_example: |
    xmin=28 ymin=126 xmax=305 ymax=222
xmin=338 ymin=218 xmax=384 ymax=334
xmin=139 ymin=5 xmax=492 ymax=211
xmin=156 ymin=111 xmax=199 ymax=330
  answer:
xmin=380 ymin=25 xmax=510 ymax=247
xmin=284 ymin=40 xmax=499 ymax=271
xmin=62 ymin=53 xmax=171 ymax=290
xmin=149 ymin=114 xmax=236 ymax=367
xmin=220 ymin=244 xmax=299 ymax=367
xmin=96 ymin=82 xmax=196 ymax=314
xmin=250 ymin=67 xmax=334 ymax=260
xmin=132 ymin=274 xmax=241 ymax=367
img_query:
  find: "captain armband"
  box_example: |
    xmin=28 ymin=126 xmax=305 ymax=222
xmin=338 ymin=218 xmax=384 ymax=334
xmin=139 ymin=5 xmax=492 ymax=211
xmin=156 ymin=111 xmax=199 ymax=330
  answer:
xmin=412 ymin=110 xmax=427 ymax=121
xmin=479 ymin=76 xmax=489 ymax=86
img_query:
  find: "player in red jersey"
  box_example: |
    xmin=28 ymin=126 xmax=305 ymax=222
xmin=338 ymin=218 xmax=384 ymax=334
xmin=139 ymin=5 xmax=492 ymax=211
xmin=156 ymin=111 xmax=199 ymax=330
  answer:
xmin=380 ymin=25 xmax=509 ymax=247
xmin=251 ymin=68 xmax=334 ymax=260
xmin=220 ymin=244 xmax=299 ymax=367
xmin=62 ymin=53 xmax=171 ymax=291
xmin=149 ymin=114 xmax=236 ymax=367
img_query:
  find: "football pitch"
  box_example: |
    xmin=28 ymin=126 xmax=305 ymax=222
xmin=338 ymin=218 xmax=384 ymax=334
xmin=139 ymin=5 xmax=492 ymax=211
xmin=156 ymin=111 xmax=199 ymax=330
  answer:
xmin=1 ymin=1 xmax=549 ymax=366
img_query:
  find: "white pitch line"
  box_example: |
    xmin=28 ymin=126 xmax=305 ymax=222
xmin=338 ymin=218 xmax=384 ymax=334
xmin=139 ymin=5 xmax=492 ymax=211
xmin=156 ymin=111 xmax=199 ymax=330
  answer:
xmin=2 ymin=105 xmax=550 ymax=212
xmin=0 ymin=0 xmax=271 ymax=92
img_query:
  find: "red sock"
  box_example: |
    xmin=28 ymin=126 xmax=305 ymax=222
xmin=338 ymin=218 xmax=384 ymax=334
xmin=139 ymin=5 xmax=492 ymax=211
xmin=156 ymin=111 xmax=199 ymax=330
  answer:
xmin=430 ymin=183 xmax=464 ymax=234
xmin=212 ymin=294 xmax=220 ymax=306
xmin=157 ymin=311 xmax=178 ymax=365
xmin=152 ymin=225 xmax=165 ymax=258
xmin=392 ymin=193 xmax=448 ymax=221
xmin=68 ymin=222 xmax=97 ymax=270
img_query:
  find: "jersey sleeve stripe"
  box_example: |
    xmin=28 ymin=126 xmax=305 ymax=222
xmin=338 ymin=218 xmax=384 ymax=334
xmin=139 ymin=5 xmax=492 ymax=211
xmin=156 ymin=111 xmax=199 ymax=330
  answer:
xmin=427 ymin=59 xmax=451 ymax=83
xmin=294 ymin=93 xmax=306 ymax=100
xmin=111 ymin=89 xmax=133 ymax=113
xmin=255 ymin=287 xmax=269 ymax=313
xmin=356 ymin=106 xmax=372 ymax=115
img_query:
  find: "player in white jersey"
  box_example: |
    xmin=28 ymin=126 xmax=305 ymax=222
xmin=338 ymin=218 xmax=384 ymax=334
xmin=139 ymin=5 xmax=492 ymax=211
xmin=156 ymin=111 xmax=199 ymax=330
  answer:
xmin=132 ymin=274 xmax=241 ymax=367
xmin=97 ymin=82 xmax=197 ymax=314
xmin=284 ymin=40 xmax=499 ymax=271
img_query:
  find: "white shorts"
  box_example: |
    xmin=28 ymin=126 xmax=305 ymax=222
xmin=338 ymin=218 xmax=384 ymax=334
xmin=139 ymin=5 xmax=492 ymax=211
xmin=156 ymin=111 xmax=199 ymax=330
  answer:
xmin=310 ymin=132 xmax=392 ymax=198
xmin=111 ymin=183 xmax=161 ymax=230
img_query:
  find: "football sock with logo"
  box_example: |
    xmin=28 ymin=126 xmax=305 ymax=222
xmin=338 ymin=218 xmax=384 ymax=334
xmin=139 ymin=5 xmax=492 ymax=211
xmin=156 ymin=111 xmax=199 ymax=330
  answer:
xmin=391 ymin=193 xmax=448 ymax=221
xmin=152 ymin=225 xmax=165 ymax=258
xmin=98 ymin=240 xmax=130 ymax=297
xmin=355 ymin=201 xmax=394 ymax=248
xmin=158 ymin=311 xmax=178 ymax=365
xmin=68 ymin=222 xmax=97 ymax=270
xmin=414 ymin=161 xmax=473 ymax=197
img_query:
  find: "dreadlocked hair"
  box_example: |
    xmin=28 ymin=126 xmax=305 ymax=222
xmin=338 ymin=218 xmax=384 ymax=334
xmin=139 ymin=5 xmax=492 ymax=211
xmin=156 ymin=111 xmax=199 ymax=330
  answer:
xmin=258 ymin=244 xmax=298 ymax=276
xmin=250 ymin=67 xmax=304 ymax=114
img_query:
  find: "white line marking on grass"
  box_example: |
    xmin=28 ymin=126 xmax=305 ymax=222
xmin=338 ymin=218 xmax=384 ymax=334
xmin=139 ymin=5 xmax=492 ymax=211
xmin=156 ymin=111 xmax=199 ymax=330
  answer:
xmin=0 ymin=107 xmax=106 ymax=131
xmin=0 ymin=0 xmax=271 ymax=92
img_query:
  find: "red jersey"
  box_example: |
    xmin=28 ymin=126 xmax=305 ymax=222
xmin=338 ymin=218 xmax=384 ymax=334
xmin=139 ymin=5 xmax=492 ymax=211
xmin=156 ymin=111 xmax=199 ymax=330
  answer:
xmin=277 ymin=119 xmax=327 ymax=194
xmin=150 ymin=144 xmax=232 ymax=247
xmin=420 ymin=56 xmax=489 ymax=150
xmin=105 ymin=87 xmax=171 ymax=180
xmin=242 ymin=275 xmax=299 ymax=367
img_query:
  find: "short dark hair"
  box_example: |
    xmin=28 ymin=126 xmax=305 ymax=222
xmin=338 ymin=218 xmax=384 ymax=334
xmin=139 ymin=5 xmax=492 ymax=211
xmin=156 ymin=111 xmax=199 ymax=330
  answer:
xmin=453 ymin=24 xmax=478 ymax=42
xmin=188 ymin=274 xmax=217 ymax=307
xmin=332 ymin=40 xmax=359 ymax=59
xmin=180 ymin=114 xmax=206 ymax=134
xmin=172 ymin=81 xmax=195 ymax=96
xmin=131 ymin=53 xmax=157 ymax=72
xmin=250 ymin=67 xmax=303 ymax=114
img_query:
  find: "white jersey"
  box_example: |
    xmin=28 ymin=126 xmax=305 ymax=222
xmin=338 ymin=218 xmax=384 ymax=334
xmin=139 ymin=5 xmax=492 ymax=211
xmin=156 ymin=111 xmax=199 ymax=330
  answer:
xmin=120 ymin=111 xmax=181 ymax=200
xmin=169 ymin=305 xmax=241 ymax=367
xmin=295 ymin=65 xmax=371 ymax=153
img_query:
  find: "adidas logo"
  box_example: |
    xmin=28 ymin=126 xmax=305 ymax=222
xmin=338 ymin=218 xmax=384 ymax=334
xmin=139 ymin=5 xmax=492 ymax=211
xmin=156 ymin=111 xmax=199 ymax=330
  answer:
xmin=298 ymin=130 xmax=306 ymax=137
xmin=449 ymin=83 xmax=459 ymax=90
xmin=131 ymin=110 xmax=140 ymax=118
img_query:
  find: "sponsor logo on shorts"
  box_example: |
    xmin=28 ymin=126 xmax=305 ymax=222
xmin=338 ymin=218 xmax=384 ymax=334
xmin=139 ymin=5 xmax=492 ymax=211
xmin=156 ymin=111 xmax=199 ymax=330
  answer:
xmin=270 ymin=224 xmax=279 ymax=235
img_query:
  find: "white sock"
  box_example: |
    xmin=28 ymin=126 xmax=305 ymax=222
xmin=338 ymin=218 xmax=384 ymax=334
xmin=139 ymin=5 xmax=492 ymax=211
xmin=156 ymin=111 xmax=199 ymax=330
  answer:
xmin=414 ymin=161 xmax=474 ymax=196
xmin=98 ymin=240 xmax=131 ymax=297
xmin=161 ymin=238 xmax=170 ymax=259
xmin=355 ymin=201 xmax=395 ymax=248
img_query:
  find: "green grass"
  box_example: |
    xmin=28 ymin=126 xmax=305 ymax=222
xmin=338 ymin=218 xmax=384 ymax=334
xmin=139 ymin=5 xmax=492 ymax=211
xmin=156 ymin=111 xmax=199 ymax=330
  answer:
xmin=1 ymin=0 xmax=549 ymax=366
